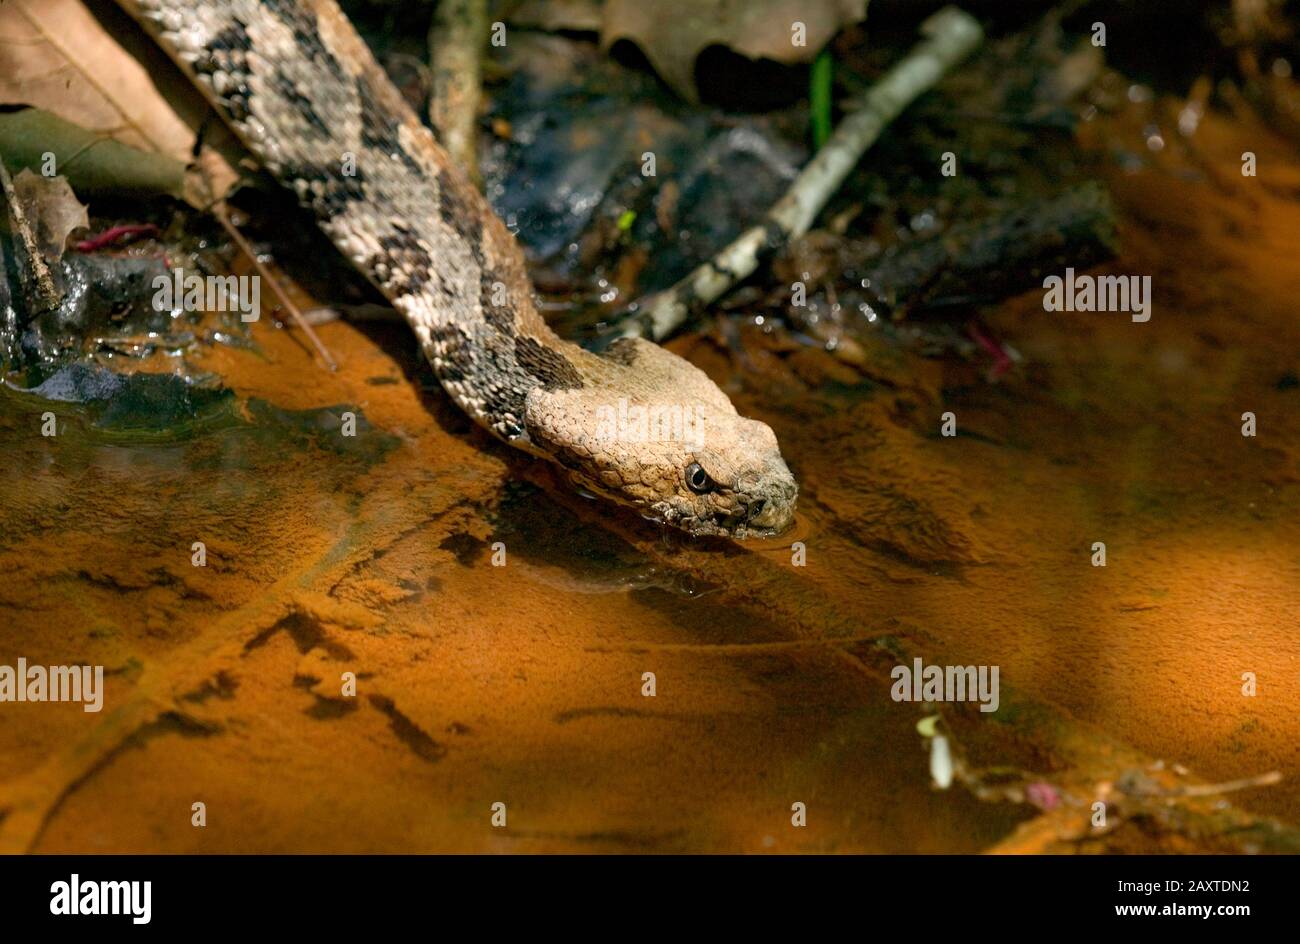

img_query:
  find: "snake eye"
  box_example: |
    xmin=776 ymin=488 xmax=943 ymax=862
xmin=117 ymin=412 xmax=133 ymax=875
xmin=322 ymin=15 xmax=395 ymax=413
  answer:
xmin=685 ymin=462 xmax=713 ymax=494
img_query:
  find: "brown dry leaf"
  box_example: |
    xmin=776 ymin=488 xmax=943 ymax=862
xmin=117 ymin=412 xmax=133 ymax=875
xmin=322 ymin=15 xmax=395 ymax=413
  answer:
xmin=12 ymin=169 xmax=88 ymax=263
xmin=0 ymin=0 xmax=246 ymax=205
xmin=511 ymin=0 xmax=604 ymax=33
xmin=601 ymin=0 xmax=869 ymax=100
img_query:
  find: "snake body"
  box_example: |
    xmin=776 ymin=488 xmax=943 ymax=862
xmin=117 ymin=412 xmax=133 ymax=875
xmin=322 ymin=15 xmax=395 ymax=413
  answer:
xmin=115 ymin=0 xmax=797 ymax=537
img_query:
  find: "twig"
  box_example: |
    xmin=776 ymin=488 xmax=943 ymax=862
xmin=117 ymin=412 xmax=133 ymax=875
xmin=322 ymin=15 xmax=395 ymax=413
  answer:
xmin=0 ymin=161 xmax=61 ymax=313
xmin=213 ymin=203 xmax=337 ymax=370
xmin=603 ymin=6 xmax=983 ymax=343
xmin=810 ymin=48 xmax=834 ymax=151
xmin=428 ymin=0 xmax=487 ymax=187
xmin=585 ymin=635 xmax=889 ymax=655
xmin=1151 ymin=770 xmax=1282 ymax=799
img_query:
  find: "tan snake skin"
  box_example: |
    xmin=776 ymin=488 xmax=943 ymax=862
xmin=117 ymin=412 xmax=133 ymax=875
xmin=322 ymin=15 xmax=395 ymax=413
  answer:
xmin=114 ymin=0 xmax=797 ymax=537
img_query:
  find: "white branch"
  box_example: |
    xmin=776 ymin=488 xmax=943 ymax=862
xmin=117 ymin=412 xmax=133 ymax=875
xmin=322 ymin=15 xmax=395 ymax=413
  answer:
xmin=614 ymin=6 xmax=983 ymax=342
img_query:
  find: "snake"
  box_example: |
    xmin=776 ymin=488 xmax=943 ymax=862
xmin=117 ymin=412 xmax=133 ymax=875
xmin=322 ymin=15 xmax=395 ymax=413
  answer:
xmin=114 ymin=0 xmax=797 ymax=538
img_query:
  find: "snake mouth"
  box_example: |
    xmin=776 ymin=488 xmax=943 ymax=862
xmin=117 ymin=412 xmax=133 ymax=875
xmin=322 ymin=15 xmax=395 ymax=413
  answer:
xmin=711 ymin=508 xmax=796 ymax=540
xmin=646 ymin=495 xmax=797 ymax=541
xmin=566 ymin=471 xmax=795 ymax=540
xmin=677 ymin=516 xmax=792 ymax=541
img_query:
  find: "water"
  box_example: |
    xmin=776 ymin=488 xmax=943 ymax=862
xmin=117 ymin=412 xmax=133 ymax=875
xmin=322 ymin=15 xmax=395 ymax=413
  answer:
xmin=1 ymin=102 xmax=1297 ymax=852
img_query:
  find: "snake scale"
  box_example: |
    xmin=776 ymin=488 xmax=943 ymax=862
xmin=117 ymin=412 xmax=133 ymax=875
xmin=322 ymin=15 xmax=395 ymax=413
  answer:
xmin=114 ymin=0 xmax=797 ymax=538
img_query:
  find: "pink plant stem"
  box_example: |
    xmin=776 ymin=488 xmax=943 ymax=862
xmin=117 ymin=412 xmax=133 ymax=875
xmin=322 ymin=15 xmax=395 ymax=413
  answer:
xmin=75 ymin=224 xmax=159 ymax=252
xmin=968 ymin=322 xmax=1012 ymax=378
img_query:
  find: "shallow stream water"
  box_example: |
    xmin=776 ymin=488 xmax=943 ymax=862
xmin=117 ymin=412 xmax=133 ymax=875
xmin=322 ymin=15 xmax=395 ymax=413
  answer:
xmin=1 ymin=88 xmax=1297 ymax=852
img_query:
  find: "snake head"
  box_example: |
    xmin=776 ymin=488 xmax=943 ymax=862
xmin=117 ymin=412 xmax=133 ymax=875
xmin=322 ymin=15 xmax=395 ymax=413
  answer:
xmin=647 ymin=413 xmax=799 ymax=539
xmin=524 ymin=341 xmax=798 ymax=539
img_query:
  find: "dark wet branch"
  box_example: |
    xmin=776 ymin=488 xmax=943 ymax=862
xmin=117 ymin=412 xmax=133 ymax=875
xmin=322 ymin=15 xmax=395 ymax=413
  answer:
xmin=854 ymin=181 xmax=1119 ymax=318
xmin=0 ymin=161 xmax=60 ymax=314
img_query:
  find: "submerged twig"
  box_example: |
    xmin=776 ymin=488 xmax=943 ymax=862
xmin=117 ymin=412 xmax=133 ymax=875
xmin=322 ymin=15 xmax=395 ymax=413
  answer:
xmin=604 ymin=6 xmax=983 ymax=343
xmin=1149 ymin=770 xmax=1283 ymax=799
xmin=428 ymin=0 xmax=487 ymax=187
xmin=213 ymin=203 xmax=337 ymax=370
xmin=0 ymin=160 xmax=61 ymax=313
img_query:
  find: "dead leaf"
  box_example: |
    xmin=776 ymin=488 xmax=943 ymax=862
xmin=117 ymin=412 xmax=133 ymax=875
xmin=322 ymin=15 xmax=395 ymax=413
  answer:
xmin=600 ymin=0 xmax=869 ymax=101
xmin=0 ymin=0 xmax=246 ymax=205
xmin=12 ymin=169 xmax=88 ymax=263
xmin=511 ymin=0 xmax=604 ymax=33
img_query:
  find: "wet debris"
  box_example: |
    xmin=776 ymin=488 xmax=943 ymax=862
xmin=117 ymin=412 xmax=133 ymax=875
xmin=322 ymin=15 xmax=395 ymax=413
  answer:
xmin=777 ymin=181 xmax=1118 ymax=323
